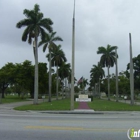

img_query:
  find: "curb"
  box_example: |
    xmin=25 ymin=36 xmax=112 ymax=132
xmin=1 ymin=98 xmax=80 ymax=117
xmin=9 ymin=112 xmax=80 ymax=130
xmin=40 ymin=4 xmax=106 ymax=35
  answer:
xmin=40 ymin=111 xmax=104 ymax=114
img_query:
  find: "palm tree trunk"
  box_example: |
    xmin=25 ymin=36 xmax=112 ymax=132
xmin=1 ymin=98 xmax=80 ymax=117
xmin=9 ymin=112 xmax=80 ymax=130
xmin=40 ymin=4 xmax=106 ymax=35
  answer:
xmin=33 ymin=41 xmax=35 ymax=59
xmin=95 ymin=84 xmax=97 ymax=95
xmin=65 ymin=78 xmax=68 ymax=98
xmin=99 ymin=79 xmax=101 ymax=99
xmin=56 ymin=65 xmax=58 ymax=100
xmin=33 ymin=35 xmax=38 ymax=104
xmin=107 ymin=66 xmax=110 ymax=101
xmin=48 ymin=48 xmax=51 ymax=102
xmin=62 ymin=79 xmax=64 ymax=99
xmin=0 ymin=93 xmax=2 ymax=104
xmin=68 ymin=77 xmax=71 ymax=98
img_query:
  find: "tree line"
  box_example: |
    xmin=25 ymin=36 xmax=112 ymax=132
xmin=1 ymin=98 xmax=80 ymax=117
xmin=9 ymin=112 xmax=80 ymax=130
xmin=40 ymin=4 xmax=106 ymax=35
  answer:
xmin=89 ymin=45 xmax=140 ymax=101
xmin=0 ymin=60 xmax=69 ymax=99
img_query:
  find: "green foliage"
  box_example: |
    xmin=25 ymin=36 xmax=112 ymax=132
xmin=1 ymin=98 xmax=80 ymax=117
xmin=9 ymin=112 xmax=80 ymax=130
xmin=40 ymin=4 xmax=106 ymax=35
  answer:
xmin=0 ymin=60 xmax=50 ymax=99
xmin=47 ymin=45 xmax=67 ymax=67
xmin=90 ymin=63 xmax=105 ymax=82
xmin=51 ymin=73 xmax=57 ymax=94
xmin=127 ymin=54 xmax=140 ymax=90
xmin=38 ymin=30 xmax=63 ymax=102
xmin=118 ymin=72 xmax=130 ymax=95
xmin=97 ymin=44 xmax=117 ymax=68
xmin=74 ymin=86 xmax=80 ymax=93
xmin=16 ymin=4 xmax=53 ymax=44
xmin=38 ymin=63 xmax=48 ymax=95
xmin=90 ymin=63 xmax=105 ymax=90
xmin=101 ymin=72 xmax=130 ymax=96
xmin=38 ymin=32 xmax=63 ymax=53
xmin=78 ymin=78 xmax=89 ymax=89
xmin=0 ymin=62 xmax=16 ymax=98
xmin=58 ymin=62 xmax=71 ymax=79
xmin=97 ymin=44 xmax=117 ymax=100
xmin=74 ymin=95 xmax=78 ymax=100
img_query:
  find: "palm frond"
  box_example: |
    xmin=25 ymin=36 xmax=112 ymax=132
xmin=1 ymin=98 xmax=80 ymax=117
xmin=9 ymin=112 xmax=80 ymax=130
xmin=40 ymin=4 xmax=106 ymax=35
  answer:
xmin=34 ymin=4 xmax=40 ymax=14
xmin=21 ymin=26 xmax=30 ymax=42
xmin=43 ymin=43 xmax=48 ymax=52
xmin=16 ymin=19 xmax=33 ymax=28
xmin=39 ymin=27 xmax=47 ymax=41
xmin=97 ymin=46 xmax=106 ymax=54
xmin=39 ymin=18 xmax=53 ymax=32
xmin=52 ymin=36 xmax=63 ymax=42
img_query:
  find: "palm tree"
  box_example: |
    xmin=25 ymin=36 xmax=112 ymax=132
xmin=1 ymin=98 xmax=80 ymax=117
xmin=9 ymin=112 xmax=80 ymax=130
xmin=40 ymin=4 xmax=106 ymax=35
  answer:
xmin=46 ymin=45 xmax=67 ymax=100
xmin=90 ymin=63 xmax=105 ymax=98
xmin=90 ymin=63 xmax=105 ymax=82
xmin=38 ymin=32 xmax=63 ymax=102
xmin=58 ymin=62 xmax=71 ymax=98
xmin=16 ymin=4 xmax=53 ymax=104
xmin=97 ymin=44 xmax=117 ymax=100
xmin=82 ymin=78 xmax=89 ymax=94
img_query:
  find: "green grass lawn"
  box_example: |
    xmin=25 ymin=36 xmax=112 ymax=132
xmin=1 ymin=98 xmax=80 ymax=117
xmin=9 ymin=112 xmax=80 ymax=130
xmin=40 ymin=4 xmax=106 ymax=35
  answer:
xmin=88 ymin=98 xmax=140 ymax=111
xmin=2 ymin=96 xmax=140 ymax=111
xmin=14 ymin=99 xmax=79 ymax=111
xmin=1 ymin=95 xmax=28 ymax=103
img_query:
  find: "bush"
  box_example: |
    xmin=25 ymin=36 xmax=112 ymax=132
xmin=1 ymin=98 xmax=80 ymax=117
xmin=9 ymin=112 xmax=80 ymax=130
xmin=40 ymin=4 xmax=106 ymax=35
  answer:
xmin=89 ymin=95 xmax=93 ymax=101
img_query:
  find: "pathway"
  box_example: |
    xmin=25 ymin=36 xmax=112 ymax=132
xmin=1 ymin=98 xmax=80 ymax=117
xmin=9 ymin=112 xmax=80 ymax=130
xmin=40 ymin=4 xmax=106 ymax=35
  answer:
xmin=77 ymin=102 xmax=90 ymax=109
xmin=75 ymin=102 xmax=94 ymax=112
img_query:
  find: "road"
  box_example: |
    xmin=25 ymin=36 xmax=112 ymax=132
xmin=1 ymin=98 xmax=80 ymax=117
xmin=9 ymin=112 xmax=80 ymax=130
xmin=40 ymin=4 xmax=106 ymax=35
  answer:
xmin=0 ymin=109 xmax=140 ymax=140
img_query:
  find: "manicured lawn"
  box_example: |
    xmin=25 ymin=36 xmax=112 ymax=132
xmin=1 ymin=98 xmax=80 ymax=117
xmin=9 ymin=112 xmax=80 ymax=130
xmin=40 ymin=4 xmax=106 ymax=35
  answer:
xmin=1 ymin=95 xmax=28 ymax=103
xmin=14 ymin=99 xmax=79 ymax=111
xmin=88 ymin=98 xmax=140 ymax=111
xmin=3 ymin=96 xmax=140 ymax=111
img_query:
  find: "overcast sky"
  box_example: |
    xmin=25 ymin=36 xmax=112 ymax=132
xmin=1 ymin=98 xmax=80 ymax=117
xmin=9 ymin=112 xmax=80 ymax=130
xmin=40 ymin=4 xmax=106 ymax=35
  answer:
xmin=1 ymin=0 xmax=140 ymax=82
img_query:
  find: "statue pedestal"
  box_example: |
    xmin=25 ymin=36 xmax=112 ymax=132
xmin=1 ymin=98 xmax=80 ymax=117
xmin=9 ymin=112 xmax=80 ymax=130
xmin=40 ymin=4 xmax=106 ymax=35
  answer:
xmin=76 ymin=94 xmax=91 ymax=102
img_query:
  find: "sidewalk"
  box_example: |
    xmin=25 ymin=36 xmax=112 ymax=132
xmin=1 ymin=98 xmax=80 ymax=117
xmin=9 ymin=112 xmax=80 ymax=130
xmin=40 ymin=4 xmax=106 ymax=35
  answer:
xmin=77 ymin=102 xmax=91 ymax=109
xmin=73 ymin=102 xmax=95 ymax=113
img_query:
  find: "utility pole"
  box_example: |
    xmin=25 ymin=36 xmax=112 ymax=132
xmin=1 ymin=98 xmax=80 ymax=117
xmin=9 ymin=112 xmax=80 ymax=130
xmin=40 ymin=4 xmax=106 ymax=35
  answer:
xmin=115 ymin=47 xmax=119 ymax=102
xmin=70 ymin=0 xmax=76 ymax=110
xmin=129 ymin=33 xmax=134 ymax=105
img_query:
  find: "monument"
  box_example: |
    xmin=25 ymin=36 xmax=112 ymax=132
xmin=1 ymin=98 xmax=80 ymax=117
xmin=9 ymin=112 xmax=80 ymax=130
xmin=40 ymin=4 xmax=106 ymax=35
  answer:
xmin=76 ymin=94 xmax=91 ymax=102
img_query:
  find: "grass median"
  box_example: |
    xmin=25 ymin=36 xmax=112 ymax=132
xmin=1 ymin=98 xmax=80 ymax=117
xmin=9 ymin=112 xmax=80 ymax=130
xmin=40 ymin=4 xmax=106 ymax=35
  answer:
xmin=14 ymin=99 xmax=79 ymax=111
xmin=88 ymin=98 xmax=140 ymax=111
xmin=5 ymin=97 xmax=140 ymax=111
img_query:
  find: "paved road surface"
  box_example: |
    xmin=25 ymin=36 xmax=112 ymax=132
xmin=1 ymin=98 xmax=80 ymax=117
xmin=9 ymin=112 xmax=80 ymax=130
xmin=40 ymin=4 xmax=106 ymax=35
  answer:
xmin=0 ymin=111 xmax=140 ymax=140
xmin=0 ymin=100 xmax=140 ymax=140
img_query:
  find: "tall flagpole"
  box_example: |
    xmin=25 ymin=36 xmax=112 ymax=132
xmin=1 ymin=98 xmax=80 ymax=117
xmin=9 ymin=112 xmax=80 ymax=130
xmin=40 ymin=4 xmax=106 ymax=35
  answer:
xmin=71 ymin=0 xmax=75 ymax=110
xmin=129 ymin=33 xmax=134 ymax=105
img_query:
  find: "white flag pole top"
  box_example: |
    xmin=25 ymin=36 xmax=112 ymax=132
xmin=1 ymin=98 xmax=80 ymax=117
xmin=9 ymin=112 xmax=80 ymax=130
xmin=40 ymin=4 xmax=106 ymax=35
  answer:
xmin=73 ymin=0 xmax=75 ymax=18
